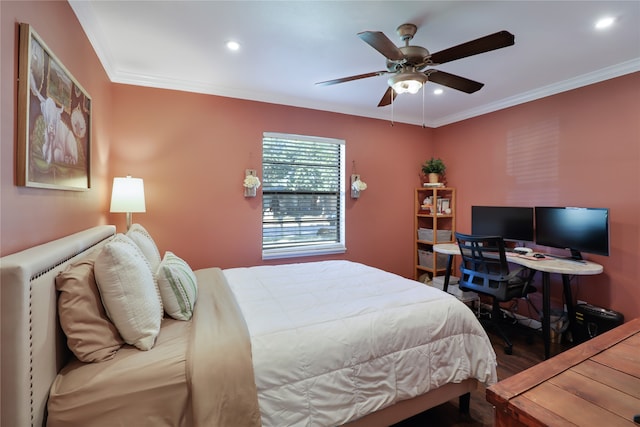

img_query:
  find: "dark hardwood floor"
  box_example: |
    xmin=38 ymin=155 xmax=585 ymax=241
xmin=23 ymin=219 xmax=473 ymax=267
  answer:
xmin=393 ymin=325 xmax=572 ymax=427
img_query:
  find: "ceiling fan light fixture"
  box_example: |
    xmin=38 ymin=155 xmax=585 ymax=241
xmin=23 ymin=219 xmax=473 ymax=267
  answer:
xmin=388 ymin=72 xmax=427 ymax=94
xmin=226 ymin=40 xmax=240 ymax=51
xmin=595 ymin=16 xmax=615 ymax=30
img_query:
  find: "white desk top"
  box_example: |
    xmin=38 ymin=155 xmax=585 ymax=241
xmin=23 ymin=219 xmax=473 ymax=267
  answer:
xmin=433 ymin=243 xmax=603 ymax=276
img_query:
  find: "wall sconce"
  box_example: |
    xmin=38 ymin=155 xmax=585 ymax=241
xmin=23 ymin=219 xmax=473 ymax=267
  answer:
xmin=110 ymin=175 xmax=146 ymax=231
xmin=243 ymin=169 xmax=261 ymax=197
xmin=351 ymin=174 xmax=367 ymax=199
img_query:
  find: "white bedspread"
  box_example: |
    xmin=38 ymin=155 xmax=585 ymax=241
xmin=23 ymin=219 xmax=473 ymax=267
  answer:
xmin=224 ymin=260 xmax=497 ymax=427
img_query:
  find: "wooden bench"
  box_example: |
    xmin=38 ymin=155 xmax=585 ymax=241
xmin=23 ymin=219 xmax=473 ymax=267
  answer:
xmin=486 ymin=317 xmax=640 ymax=426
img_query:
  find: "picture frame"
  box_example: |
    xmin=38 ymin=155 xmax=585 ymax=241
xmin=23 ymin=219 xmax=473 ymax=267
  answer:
xmin=437 ymin=198 xmax=450 ymax=214
xmin=17 ymin=23 xmax=91 ymax=190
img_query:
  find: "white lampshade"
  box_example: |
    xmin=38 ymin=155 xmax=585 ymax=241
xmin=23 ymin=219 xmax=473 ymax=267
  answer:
xmin=110 ymin=176 xmax=146 ymax=212
xmin=388 ymin=71 xmax=427 ymax=94
xmin=110 ymin=176 xmax=145 ymax=230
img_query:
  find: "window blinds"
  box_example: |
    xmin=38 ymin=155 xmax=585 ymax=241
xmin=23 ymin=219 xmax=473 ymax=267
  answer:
xmin=262 ymin=133 xmax=345 ymax=256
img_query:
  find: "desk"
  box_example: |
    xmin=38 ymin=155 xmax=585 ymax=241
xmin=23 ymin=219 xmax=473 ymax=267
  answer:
xmin=433 ymin=243 xmax=603 ymax=359
xmin=486 ymin=317 xmax=640 ymax=427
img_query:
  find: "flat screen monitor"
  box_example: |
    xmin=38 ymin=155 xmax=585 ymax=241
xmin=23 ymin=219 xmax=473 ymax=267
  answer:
xmin=534 ymin=207 xmax=610 ymax=259
xmin=471 ymin=206 xmax=534 ymax=242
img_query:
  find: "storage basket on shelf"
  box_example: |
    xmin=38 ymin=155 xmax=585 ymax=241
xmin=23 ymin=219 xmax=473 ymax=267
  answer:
xmin=417 ymin=228 xmax=452 ymax=242
xmin=417 ymin=250 xmax=449 ymax=268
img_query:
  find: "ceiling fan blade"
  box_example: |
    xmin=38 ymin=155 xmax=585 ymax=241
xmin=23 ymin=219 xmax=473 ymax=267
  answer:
xmin=358 ymin=31 xmax=405 ymax=61
xmin=428 ymin=70 xmax=484 ymax=93
xmin=429 ymin=31 xmax=515 ymax=65
xmin=377 ymin=86 xmax=397 ymax=107
xmin=316 ymin=71 xmax=388 ymax=86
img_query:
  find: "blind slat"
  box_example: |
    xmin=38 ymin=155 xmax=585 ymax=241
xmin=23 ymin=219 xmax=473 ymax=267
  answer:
xmin=262 ymin=134 xmax=344 ymax=253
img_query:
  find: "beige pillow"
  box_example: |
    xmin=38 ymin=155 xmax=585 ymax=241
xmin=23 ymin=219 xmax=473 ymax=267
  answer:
xmin=94 ymin=234 xmax=162 ymax=351
xmin=156 ymin=252 xmax=198 ymax=320
xmin=56 ymin=247 xmax=124 ymax=362
xmin=126 ymin=223 xmax=161 ymax=272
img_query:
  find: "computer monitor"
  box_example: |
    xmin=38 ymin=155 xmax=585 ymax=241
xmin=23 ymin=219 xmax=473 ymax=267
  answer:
xmin=534 ymin=207 xmax=610 ymax=259
xmin=471 ymin=206 xmax=534 ymax=242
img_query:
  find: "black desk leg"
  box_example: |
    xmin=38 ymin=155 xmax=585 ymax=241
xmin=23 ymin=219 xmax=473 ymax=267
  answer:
xmin=443 ymin=255 xmax=453 ymax=293
xmin=562 ymin=275 xmax=576 ymax=343
xmin=459 ymin=392 xmax=471 ymax=414
xmin=542 ymin=272 xmax=551 ymax=360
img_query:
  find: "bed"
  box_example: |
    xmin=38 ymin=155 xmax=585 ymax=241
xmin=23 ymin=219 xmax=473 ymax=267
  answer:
xmin=1 ymin=225 xmax=497 ymax=427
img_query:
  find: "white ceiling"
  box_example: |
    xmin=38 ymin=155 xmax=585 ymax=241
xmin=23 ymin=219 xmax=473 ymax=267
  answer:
xmin=69 ymin=1 xmax=640 ymax=127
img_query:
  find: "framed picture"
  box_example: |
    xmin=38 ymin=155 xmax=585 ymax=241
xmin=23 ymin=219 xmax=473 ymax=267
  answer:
xmin=17 ymin=23 xmax=91 ymax=190
xmin=437 ymin=198 xmax=450 ymax=214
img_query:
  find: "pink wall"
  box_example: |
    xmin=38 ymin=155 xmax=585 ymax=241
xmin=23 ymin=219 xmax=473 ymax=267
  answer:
xmin=1 ymin=0 xmax=112 ymax=254
xmin=2 ymin=1 xmax=638 ymax=321
xmin=109 ymin=85 xmax=434 ymax=276
xmin=435 ymin=72 xmax=640 ymax=320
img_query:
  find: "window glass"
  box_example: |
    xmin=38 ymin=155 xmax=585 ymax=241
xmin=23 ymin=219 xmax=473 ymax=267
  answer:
xmin=262 ymin=132 xmax=345 ymax=259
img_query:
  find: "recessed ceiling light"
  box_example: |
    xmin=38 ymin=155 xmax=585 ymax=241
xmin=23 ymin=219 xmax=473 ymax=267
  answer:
xmin=433 ymin=88 xmax=444 ymax=95
xmin=595 ymin=16 xmax=615 ymax=30
xmin=226 ymin=41 xmax=240 ymax=51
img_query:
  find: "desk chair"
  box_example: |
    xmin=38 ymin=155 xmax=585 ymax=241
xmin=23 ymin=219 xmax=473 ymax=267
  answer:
xmin=455 ymin=232 xmax=536 ymax=355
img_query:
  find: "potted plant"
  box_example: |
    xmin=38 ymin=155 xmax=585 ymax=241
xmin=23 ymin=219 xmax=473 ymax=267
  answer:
xmin=422 ymin=157 xmax=446 ymax=183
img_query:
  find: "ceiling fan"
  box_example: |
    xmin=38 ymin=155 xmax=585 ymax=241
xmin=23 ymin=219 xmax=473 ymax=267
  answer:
xmin=316 ymin=23 xmax=515 ymax=107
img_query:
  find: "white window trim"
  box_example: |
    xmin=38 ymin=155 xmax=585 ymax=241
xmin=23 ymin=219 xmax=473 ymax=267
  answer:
xmin=261 ymin=132 xmax=346 ymax=260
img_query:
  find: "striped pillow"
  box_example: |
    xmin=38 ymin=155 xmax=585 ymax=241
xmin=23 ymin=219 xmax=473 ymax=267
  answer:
xmin=156 ymin=252 xmax=198 ymax=320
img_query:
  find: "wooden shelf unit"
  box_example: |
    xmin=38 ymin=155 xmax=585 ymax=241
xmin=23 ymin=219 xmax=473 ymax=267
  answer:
xmin=414 ymin=187 xmax=456 ymax=281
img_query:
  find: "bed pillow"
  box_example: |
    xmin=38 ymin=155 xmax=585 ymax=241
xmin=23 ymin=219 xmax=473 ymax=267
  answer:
xmin=126 ymin=223 xmax=162 ymax=272
xmin=94 ymin=234 xmax=162 ymax=351
xmin=156 ymin=251 xmax=198 ymax=320
xmin=55 ymin=247 xmax=125 ymax=362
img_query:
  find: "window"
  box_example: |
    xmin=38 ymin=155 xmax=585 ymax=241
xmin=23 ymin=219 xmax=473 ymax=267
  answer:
xmin=262 ymin=132 xmax=345 ymax=259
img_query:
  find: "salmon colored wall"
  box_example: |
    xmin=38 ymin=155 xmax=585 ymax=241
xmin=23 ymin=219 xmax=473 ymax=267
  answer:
xmin=1 ymin=0 xmax=112 ymax=255
xmin=435 ymin=72 xmax=640 ymax=320
xmin=109 ymin=85 xmax=434 ymax=277
xmin=2 ymin=1 xmax=638 ymax=321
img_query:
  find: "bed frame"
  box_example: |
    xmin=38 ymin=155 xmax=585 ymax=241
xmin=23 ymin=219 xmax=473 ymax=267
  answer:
xmin=1 ymin=226 xmax=116 ymax=427
xmin=0 ymin=225 xmax=476 ymax=427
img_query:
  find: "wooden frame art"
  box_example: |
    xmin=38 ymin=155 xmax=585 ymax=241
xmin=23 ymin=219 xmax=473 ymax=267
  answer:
xmin=17 ymin=23 xmax=91 ymax=190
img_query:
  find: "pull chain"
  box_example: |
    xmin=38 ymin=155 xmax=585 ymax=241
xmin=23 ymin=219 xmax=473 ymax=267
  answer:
xmin=390 ymin=89 xmax=395 ymax=127
xmin=422 ymin=85 xmax=426 ymax=128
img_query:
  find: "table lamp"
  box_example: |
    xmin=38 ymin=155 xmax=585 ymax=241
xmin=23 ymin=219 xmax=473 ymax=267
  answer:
xmin=110 ymin=175 xmax=146 ymax=231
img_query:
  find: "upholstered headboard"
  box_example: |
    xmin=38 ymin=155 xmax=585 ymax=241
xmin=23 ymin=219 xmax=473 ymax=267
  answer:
xmin=1 ymin=225 xmax=116 ymax=427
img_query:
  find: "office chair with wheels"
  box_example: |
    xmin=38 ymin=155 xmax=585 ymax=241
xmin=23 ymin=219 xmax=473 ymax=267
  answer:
xmin=455 ymin=232 xmax=536 ymax=355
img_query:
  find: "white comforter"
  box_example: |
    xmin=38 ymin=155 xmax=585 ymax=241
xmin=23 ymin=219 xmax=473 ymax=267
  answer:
xmin=224 ymin=260 xmax=497 ymax=427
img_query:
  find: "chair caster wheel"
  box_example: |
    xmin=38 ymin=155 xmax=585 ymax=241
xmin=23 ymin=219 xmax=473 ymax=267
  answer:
xmin=504 ymin=346 xmax=513 ymax=355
